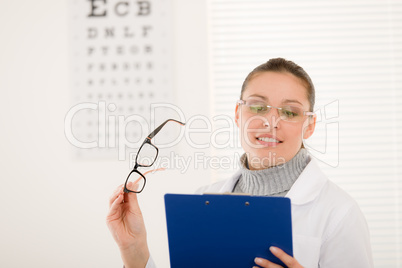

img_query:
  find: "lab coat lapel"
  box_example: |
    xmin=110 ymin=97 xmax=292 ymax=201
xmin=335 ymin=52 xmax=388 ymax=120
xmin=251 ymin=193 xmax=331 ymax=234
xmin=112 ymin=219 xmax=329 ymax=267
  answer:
xmin=286 ymin=159 xmax=328 ymax=205
xmin=218 ymin=170 xmax=241 ymax=193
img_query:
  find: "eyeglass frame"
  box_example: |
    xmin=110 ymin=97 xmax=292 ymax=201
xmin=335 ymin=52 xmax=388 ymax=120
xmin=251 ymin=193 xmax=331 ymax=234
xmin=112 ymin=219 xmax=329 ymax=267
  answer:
xmin=124 ymin=119 xmax=186 ymax=194
xmin=236 ymin=100 xmax=316 ymax=122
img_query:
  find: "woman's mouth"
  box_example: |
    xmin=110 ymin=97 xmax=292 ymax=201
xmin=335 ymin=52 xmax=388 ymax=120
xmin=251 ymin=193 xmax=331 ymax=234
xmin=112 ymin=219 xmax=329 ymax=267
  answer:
xmin=256 ymin=136 xmax=283 ymax=147
xmin=257 ymin=137 xmax=280 ymax=143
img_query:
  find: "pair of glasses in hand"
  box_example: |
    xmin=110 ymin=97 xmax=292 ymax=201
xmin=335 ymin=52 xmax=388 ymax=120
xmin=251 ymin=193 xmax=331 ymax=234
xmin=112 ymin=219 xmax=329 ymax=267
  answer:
xmin=124 ymin=119 xmax=186 ymax=194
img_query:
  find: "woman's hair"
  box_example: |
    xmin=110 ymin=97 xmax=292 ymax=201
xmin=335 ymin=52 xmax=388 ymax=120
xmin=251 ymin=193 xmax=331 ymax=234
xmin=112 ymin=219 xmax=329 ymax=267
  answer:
xmin=240 ymin=58 xmax=315 ymax=112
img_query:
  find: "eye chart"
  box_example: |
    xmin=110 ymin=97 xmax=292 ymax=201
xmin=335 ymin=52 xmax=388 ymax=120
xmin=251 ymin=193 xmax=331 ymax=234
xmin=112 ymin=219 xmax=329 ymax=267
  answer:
xmin=68 ymin=0 xmax=175 ymax=160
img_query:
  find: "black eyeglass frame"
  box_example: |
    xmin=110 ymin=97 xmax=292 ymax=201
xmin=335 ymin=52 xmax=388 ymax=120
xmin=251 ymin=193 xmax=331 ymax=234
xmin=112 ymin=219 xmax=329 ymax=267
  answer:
xmin=124 ymin=119 xmax=186 ymax=194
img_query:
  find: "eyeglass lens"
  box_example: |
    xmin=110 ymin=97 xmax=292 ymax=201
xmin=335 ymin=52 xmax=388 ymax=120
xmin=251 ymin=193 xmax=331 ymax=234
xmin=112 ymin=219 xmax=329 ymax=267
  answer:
xmin=136 ymin=142 xmax=158 ymax=167
xmin=245 ymin=101 xmax=304 ymax=122
xmin=126 ymin=170 xmax=146 ymax=193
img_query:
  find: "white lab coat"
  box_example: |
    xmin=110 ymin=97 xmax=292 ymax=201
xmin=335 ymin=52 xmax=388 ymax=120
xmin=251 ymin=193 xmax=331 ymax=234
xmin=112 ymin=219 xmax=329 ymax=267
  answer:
xmin=146 ymin=159 xmax=373 ymax=268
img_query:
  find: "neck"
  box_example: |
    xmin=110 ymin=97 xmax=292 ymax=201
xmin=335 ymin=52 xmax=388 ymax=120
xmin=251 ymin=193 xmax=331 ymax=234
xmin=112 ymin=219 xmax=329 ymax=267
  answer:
xmin=233 ymin=149 xmax=311 ymax=196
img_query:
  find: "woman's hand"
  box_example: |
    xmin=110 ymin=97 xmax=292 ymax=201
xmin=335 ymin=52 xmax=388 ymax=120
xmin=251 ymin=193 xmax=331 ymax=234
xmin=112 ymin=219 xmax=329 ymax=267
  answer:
xmin=106 ymin=183 xmax=149 ymax=268
xmin=253 ymin=247 xmax=303 ymax=268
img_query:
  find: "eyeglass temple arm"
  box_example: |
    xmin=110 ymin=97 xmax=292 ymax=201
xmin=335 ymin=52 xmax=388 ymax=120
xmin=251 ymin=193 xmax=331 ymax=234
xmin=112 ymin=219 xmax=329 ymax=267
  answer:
xmin=147 ymin=119 xmax=186 ymax=139
xmin=304 ymin=111 xmax=316 ymax=117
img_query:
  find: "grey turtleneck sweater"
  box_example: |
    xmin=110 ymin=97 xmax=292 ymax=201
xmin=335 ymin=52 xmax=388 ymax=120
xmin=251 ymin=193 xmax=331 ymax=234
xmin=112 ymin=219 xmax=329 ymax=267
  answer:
xmin=233 ymin=149 xmax=311 ymax=196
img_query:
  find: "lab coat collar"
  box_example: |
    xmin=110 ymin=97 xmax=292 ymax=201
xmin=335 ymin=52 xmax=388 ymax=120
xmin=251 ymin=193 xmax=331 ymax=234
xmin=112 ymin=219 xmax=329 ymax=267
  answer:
xmin=218 ymin=159 xmax=328 ymax=206
xmin=285 ymin=158 xmax=328 ymax=205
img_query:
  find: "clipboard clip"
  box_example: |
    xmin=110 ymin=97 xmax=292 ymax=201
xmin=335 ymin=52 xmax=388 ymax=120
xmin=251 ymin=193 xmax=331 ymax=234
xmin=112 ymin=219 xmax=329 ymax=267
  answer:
xmin=203 ymin=193 xmax=251 ymax=206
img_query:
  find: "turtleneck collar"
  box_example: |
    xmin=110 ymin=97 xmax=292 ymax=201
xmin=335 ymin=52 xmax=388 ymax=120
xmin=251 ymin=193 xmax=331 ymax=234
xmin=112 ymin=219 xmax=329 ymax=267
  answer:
xmin=233 ymin=149 xmax=311 ymax=196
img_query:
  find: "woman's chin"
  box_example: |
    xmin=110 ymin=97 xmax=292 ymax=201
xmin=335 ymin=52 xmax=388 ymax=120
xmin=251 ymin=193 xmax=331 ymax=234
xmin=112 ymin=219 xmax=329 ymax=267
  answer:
xmin=246 ymin=152 xmax=286 ymax=169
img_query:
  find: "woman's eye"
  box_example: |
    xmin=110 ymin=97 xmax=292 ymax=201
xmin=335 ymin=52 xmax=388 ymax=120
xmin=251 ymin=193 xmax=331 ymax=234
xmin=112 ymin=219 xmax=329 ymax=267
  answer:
xmin=282 ymin=109 xmax=298 ymax=118
xmin=249 ymin=104 xmax=267 ymax=113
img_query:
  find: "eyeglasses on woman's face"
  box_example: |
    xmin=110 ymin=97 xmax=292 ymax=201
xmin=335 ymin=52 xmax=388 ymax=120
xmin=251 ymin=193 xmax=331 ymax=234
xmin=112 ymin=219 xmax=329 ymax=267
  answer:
xmin=237 ymin=99 xmax=315 ymax=122
xmin=124 ymin=119 xmax=185 ymax=194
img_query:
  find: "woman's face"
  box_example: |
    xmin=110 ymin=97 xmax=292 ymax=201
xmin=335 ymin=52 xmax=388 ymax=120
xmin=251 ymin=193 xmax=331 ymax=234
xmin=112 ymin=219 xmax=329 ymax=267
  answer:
xmin=235 ymin=71 xmax=316 ymax=170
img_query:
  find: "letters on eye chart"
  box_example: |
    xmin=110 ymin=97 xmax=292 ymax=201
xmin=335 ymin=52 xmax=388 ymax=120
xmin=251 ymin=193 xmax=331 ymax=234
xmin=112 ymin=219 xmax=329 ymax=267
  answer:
xmin=69 ymin=0 xmax=174 ymax=159
xmin=87 ymin=0 xmax=151 ymax=17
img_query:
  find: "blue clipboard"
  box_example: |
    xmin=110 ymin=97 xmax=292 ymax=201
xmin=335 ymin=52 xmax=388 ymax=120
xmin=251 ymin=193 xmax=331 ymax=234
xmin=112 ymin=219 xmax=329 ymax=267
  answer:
xmin=164 ymin=193 xmax=293 ymax=268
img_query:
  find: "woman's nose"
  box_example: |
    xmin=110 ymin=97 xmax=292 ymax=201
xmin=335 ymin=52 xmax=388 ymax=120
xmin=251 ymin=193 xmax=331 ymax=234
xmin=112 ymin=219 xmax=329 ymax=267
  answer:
xmin=265 ymin=107 xmax=281 ymax=128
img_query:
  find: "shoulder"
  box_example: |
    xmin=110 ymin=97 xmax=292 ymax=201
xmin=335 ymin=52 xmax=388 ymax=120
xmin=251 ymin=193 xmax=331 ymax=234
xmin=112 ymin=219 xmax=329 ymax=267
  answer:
xmin=295 ymin=160 xmax=368 ymax=241
xmin=289 ymin=159 xmax=367 ymax=235
xmin=317 ymin=179 xmax=363 ymax=223
xmin=319 ymin=178 xmax=358 ymax=209
xmin=301 ymin=160 xmax=363 ymax=219
xmin=318 ymin=179 xmax=366 ymax=234
xmin=289 ymin=159 xmax=358 ymax=210
xmin=310 ymin=164 xmax=362 ymax=220
xmin=317 ymin=182 xmax=373 ymax=267
xmin=291 ymin=160 xmax=373 ymax=266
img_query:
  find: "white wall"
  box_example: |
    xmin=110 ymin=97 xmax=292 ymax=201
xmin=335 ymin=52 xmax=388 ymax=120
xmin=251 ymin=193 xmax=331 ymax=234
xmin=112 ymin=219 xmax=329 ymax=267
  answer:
xmin=0 ymin=1 xmax=209 ymax=267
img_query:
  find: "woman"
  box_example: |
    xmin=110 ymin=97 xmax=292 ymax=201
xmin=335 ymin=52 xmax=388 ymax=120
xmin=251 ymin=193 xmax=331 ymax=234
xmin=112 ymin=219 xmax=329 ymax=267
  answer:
xmin=107 ymin=58 xmax=373 ymax=267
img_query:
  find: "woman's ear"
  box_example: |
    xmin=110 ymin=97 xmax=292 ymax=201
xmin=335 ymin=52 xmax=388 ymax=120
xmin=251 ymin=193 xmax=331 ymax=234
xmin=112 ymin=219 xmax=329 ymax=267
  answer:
xmin=302 ymin=115 xmax=316 ymax=139
xmin=235 ymin=104 xmax=240 ymax=128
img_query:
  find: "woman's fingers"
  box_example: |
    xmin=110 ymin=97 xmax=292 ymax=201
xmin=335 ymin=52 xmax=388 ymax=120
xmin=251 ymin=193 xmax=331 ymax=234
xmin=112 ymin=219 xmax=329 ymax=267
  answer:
xmin=254 ymin=247 xmax=302 ymax=268
xmin=107 ymin=192 xmax=124 ymax=222
xmin=109 ymin=184 xmax=124 ymax=208
xmin=270 ymin=247 xmax=300 ymax=267
xmin=254 ymin=257 xmax=283 ymax=268
xmin=262 ymin=247 xmax=303 ymax=268
xmin=124 ymin=182 xmax=143 ymax=215
xmin=107 ymin=182 xmax=144 ymax=226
